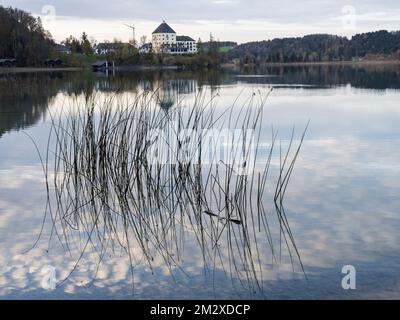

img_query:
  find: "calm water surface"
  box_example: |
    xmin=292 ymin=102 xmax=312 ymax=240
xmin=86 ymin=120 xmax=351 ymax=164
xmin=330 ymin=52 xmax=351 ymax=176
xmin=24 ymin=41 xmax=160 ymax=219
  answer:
xmin=0 ymin=65 xmax=399 ymax=299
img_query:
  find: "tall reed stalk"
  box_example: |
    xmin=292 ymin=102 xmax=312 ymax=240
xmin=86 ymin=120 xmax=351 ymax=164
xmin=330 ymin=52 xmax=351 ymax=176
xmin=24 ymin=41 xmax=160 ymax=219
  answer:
xmin=36 ymin=88 xmax=307 ymax=295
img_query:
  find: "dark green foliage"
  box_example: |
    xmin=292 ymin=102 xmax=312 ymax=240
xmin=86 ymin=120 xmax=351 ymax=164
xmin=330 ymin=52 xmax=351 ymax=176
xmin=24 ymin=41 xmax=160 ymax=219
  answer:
xmin=62 ymin=36 xmax=83 ymax=54
xmin=62 ymin=32 xmax=94 ymax=55
xmin=349 ymin=30 xmax=400 ymax=57
xmin=163 ymin=53 xmax=222 ymax=69
xmin=0 ymin=5 xmax=54 ymax=66
xmin=200 ymin=41 xmax=237 ymax=53
xmin=228 ymin=31 xmax=400 ymax=64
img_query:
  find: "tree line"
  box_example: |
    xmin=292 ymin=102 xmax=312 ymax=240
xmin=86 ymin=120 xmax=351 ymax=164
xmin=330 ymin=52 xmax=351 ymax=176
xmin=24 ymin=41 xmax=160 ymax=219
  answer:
xmin=227 ymin=31 xmax=400 ymax=64
xmin=0 ymin=5 xmax=54 ymax=66
xmin=62 ymin=32 xmax=94 ymax=55
xmin=1 ymin=4 xmax=399 ymax=67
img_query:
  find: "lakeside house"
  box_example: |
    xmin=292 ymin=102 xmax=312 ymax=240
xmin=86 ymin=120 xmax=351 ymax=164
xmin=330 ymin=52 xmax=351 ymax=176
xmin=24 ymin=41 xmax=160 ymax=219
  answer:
xmin=54 ymin=44 xmax=72 ymax=55
xmin=139 ymin=43 xmax=153 ymax=54
xmin=139 ymin=21 xmax=197 ymax=55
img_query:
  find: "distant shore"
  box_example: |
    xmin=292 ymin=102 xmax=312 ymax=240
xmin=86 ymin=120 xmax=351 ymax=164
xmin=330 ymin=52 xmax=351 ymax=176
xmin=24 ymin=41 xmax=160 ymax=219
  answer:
xmin=0 ymin=65 xmax=183 ymax=74
xmin=115 ymin=65 xmax=180 ymax=71
xmin=225 ymin=60 xmax=400 ymax=68
xmin=0 ymin=67 xmax=83 ymax=74
xmin=1 ymin=60 xmax=400 ymax=74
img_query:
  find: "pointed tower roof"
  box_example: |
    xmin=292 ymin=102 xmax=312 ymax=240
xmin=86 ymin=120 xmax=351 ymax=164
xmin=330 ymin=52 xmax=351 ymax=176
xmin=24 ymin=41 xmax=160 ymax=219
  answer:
xmin=152 ymin=21 xmax=176 ymax=34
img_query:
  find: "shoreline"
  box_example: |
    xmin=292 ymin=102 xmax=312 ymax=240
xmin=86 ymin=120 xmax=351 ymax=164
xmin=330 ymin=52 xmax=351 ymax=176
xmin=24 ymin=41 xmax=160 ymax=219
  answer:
xmin=114 ymin=65 xmax=180 ymax=71
xmin=1 ymin=60 xmax=399 ymax=74
xmin=0 ymin=67 xmax=83 ymax=74
xmin=0 ymin=65 xmax=182 ymax=74
xmin=226 ymin=60 xmax=400 ymax=68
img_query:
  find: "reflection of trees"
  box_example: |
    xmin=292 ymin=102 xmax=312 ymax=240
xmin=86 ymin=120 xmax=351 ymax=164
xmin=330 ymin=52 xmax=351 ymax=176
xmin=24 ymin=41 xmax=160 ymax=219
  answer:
xmin=2 ymin=65 xmax=397 ymax=140
xmin=137 ymin=69 xmax=233 ymax=92
xmin=0 ymin=73 xmax=57 ymax=138
xmin=0 ymin=72 xmax=96 ymax=138
xmin=236 ymin=64 xmax=400 ymax=89
xmin=0 ymin=70 xmax=231 ymax=139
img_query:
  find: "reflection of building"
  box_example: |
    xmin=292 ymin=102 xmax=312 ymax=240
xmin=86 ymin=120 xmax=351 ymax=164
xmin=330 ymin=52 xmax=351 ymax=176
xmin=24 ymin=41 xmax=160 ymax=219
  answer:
xmin=139 ymin=21 xmax=197 ymax=55
xmin=151 ymin=78 xmax=198 ymax=110
xmin=171 ymin=79 xmax=198 ymax=94
xmin=139 ymin=79 xmax=153 ymax=92
xmin=139 ymin=78 xmax=198 ymax=110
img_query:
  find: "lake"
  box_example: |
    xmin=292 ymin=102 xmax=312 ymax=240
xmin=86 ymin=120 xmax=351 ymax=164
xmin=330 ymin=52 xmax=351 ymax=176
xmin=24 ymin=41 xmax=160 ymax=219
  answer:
xmin=0 ymin=64 xmax=399 ymax=299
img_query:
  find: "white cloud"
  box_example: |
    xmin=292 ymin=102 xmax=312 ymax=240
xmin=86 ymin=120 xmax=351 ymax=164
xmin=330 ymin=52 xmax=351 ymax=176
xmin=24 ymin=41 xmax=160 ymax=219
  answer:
xmin=2 ymin=0 xmax=400 ymax=42
xmin=210 ymin=0 xmax=238 ymax=4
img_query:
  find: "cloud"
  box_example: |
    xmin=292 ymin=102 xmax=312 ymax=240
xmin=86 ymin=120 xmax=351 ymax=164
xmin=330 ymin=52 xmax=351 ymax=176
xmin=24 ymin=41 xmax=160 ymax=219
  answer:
xmin=1 ymin=0 xmax=399 ymax=42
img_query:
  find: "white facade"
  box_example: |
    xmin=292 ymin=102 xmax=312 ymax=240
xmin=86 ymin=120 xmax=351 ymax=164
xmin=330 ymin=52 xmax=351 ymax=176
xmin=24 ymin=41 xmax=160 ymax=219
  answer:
xmin=176 ymin=38 xmax=197 ymax=54
xmin=150 ymin=21 xmax=197 ymax=55
xmin=152 ymin=33 xmax=177 ymax=53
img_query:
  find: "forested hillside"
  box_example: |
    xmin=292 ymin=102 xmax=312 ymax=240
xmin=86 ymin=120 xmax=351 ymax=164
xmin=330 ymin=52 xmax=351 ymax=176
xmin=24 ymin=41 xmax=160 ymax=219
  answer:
xmin=227 ymin=31 xmax=400 ymax=64
xmin=1 ymin=3 xmax=399 ymax=67
xmin=0 ymin=5 xmax=54 ymax=66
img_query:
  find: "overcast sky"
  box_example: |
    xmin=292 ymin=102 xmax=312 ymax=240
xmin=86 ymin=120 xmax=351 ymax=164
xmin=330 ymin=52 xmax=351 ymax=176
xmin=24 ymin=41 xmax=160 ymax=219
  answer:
xmin=1 ymin=0 xmax=399 ymax=43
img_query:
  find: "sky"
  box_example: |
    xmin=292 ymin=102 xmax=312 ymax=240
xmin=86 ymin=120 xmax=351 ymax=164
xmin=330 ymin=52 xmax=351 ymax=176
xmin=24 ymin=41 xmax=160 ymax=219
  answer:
xmin=1 ymin=0 xmax=400 ymax=44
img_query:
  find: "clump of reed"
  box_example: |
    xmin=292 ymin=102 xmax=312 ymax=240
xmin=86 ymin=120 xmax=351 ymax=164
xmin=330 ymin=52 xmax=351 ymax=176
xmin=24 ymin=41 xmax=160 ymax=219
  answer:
xmin=37 ymin=88 xmax=307 ymax=295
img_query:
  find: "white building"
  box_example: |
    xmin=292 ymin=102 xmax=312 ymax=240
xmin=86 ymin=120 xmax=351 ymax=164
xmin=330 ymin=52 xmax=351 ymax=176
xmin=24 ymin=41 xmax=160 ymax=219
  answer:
xmin=152 ymin=21 xmax=177 ymax=53
xmin=146 ymin=21 xmax=197 ymax=55
xmin=175 ymin=36 xmax=197 ymax=54
xmin=54 ymin=44 xmax=72 ymax=55
xmin=138 ymin=43 xmax=153 ymax=54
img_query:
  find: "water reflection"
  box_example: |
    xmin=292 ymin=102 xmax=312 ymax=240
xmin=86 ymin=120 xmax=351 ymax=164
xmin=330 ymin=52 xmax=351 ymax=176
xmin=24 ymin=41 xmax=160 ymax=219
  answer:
xmin=153 ymin=78 xmax=198 ymax=110
xmin=0 ymin=70 xmax=222 ymax=139
xmin=0 ymin=74 xmax=53 ymax=139
xmin=1 ymin=64 xmax=400 ymax=298
xmin=36 ymin=90 xmax=305 ymax=295
xmin=1 ymin=64 xmax=399 ymax=139
xmin=236 ymin=64 xmax=400 ymax=89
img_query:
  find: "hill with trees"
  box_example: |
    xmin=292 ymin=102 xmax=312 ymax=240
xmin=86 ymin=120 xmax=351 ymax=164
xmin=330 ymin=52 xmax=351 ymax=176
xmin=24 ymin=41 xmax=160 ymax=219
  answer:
xmin=199 ymin=41 xmax=237 ymax=53
xmin=227 ymin=31 xmax=400 ymax=64
xmin=0 ymin=5 xmax=55 ymax=66
xmin=1 ymin=4 xmax=399 ymax=68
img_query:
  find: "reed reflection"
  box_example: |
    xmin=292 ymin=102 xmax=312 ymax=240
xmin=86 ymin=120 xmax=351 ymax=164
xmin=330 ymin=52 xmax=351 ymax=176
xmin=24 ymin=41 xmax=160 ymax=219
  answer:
xmin=35 ymin=89 xmax=306 ymax=294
